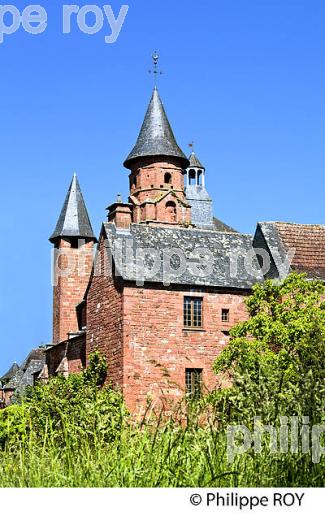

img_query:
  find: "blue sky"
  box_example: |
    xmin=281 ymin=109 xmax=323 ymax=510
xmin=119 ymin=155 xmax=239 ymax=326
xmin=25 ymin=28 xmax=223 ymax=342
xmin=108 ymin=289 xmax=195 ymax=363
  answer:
xmin=0 ymin=0 xmax=324 ymax=372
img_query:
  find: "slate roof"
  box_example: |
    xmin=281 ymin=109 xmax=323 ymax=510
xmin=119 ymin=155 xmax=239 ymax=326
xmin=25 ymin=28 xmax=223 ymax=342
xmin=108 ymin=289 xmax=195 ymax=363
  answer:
xmin=3 ymin=348 xmax=45 ymax=393
xmin=49 ymin=174 xmax=96 ymax=243
xmin=188 ymin=151 xmax=204 ymax=169
xmin=0 ymin=362 xmax=19 ymax=382
xmin=20 ymin=348 xmax=46 ymax=370
xmin=213 ymin=217 xmax=239 ymax=234
xmin=124 ymin=87 xmax=189 ymax=169
xmin=3 ymin=368 xmax=24 ymax=390
xmin=255 ymin=222 xmax=325 ymax=280
xmin=103 ymin=223 xmax=263 ymax=289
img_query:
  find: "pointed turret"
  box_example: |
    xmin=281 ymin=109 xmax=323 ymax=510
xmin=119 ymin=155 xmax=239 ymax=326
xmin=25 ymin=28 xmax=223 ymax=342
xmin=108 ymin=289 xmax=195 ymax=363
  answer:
xmin=124 ymin=87 xmax=189 ymax=169
xmin=49 ymin=174 xmax=96 ymax=243
xmin=50 ymin=174 xmax=96 ymax=345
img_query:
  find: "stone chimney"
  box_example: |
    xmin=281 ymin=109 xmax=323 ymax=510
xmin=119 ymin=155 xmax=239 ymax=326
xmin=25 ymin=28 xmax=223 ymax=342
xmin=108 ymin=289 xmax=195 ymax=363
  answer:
xmin=107 ymin=194 xmax=133 ymax=229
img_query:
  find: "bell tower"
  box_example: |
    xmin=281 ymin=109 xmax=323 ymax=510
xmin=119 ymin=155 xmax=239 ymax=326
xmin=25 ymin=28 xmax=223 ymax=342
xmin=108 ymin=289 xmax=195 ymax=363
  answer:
xmin=49 ymin=174 xmax=96 ymax=344
xmin=185 ymin=151 xmax=214 ymax=229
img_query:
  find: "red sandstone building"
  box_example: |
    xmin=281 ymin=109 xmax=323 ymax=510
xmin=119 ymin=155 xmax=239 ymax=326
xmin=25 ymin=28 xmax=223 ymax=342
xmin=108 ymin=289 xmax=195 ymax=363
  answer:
xmin=2 ymin=84 xmax=325 ymax=411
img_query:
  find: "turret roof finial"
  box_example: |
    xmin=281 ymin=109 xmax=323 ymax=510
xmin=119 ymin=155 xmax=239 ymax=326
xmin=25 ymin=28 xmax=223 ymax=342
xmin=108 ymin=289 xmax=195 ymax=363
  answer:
xmin=189 ymin=140 xmax=195 ymax=153
xmin=149 ymin=51 xmax=162 ymax=87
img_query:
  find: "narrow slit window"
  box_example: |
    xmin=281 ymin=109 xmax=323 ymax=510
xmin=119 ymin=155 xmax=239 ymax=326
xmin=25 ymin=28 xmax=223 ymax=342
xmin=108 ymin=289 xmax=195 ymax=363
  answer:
xmin=164 ymin=172 xmax=172 ymax=184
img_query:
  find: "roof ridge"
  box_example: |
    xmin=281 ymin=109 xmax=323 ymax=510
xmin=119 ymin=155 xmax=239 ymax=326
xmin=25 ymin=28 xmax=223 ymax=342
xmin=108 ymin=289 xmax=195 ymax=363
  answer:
xmin=128 ymin=223 xmax=251 ymax=237
xmin=259 ymin=221 xmax=325 ymax=227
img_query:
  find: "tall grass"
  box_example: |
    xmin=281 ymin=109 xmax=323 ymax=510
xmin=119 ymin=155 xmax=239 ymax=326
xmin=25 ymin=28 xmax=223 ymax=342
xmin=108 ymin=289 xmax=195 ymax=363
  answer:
xmin=0 ymin=407 xmax=323 ymax=487
xmin=0 ymin=349 xmax=323 ymax=488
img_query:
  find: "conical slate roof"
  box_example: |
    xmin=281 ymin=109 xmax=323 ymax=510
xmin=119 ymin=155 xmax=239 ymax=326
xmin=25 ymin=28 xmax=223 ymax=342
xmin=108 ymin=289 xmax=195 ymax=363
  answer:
xmin=188 ymin=151 xmax=205 ymax=169
xmin=0 ymin=362 xmax=19 ymax=382
xmin=124 ymin=87 xmax=189 ymax=169
xmin=49 ymin=174 xmax=96 ymax=243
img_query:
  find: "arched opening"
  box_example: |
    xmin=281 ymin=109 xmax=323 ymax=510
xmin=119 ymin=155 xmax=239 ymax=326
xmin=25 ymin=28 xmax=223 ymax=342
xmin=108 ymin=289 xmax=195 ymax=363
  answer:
xmin=69 ymin=238 xmax=79 ymax=249
xmin=189 ymin=169 xmax=196 ymax=186
xmin=165 ymin=201 xmax=177 ymax=223
xmin=164 ymin=172 xmax=172 ymax=184
xmin=197 ymin=170 xmax=202 ymax=186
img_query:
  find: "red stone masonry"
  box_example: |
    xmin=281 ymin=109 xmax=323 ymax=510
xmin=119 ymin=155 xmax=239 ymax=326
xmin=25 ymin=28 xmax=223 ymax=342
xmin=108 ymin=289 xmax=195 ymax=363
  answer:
xmin=46 ymin=333 xmax=86 ymax=377
xmin=121 ymin=284 xmax=249 ymax=413
xmin=86 ymin=235 xmax=124 ymax=389
xmin=128 ymin=157 xmax=191 ymax=226
xmin=52 ymin=238 xmax=95 ymax=344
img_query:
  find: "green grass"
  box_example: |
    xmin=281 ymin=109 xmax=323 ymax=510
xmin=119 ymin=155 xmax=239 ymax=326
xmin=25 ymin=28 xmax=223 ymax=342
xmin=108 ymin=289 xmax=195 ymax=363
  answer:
xmin=0 ymin=413 xmax=323 ymax=487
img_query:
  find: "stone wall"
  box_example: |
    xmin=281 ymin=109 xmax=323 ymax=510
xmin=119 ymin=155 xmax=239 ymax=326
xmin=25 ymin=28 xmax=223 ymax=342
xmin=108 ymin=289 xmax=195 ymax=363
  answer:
xmin=52 ymin=238 xmax=94 ymax=344
xmin=121 ymin=283 xmax=249 ymax=413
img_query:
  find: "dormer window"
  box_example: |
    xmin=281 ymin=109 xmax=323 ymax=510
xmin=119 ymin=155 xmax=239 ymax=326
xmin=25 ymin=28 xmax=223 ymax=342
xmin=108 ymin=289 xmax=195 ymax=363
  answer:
xmin=164 ymin=172 xmax=172 ymax=184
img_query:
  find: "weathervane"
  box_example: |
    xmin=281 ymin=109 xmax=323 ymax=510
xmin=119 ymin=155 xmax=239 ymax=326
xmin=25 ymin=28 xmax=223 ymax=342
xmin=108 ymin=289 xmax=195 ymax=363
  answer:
xmin=189 ymin=140 xmax=195 ymax=153
xmin=149 ymin=51 xmax=162 ymax=86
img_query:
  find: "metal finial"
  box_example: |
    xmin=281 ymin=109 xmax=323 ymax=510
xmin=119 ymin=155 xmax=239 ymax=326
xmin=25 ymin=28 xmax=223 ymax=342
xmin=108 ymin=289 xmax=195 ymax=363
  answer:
xmin=189 ymin=140 xmax=195 ymax=153
xmin=117 ymin=193 xmax=122 ymax=203
xmin=149 ymin=51 xmax=162 ymax=86
xmin=152 ymin=51 xmax=159 ymax=67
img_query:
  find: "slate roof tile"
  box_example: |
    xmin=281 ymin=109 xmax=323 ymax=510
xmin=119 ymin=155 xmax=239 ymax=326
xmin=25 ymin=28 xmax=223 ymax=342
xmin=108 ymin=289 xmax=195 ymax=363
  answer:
xmin=103 ymin=223 xmax=263 ymax=289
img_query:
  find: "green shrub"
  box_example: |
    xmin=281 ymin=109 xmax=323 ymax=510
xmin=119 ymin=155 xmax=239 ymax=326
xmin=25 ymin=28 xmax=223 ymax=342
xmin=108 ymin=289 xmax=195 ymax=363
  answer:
xmin=0 ymin=352 xmax=127 ymax=450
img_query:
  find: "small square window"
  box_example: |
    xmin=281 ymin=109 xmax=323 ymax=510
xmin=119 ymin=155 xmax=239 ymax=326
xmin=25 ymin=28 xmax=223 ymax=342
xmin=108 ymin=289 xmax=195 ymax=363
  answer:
xmin=221 ymin=308 xmax=230 ymax=322
xmin=185 ymin=368 xmax=202 ymax=399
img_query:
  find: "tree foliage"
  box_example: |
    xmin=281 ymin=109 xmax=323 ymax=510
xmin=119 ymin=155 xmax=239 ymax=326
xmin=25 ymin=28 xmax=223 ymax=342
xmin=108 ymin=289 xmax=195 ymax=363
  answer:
xmin=212 ymin=273 xmax=325 ymax=424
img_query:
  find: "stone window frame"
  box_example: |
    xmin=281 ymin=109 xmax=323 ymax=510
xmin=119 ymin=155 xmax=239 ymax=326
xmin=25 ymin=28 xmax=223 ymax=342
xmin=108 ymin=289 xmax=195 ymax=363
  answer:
xmin=185 ymin=368 xmax=203 ymax=399
xmin=183 ymin=296 xmax=204 ymax=328
xmin=221 ymin=308 xmax=230 ymax=322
